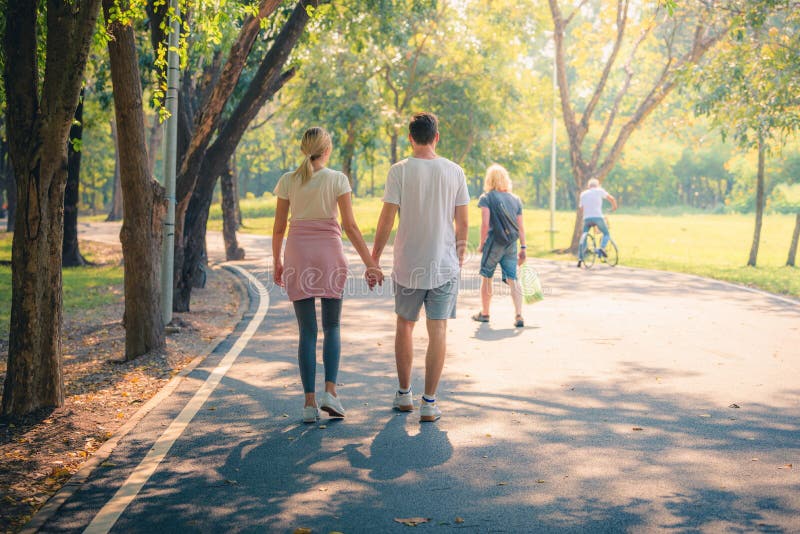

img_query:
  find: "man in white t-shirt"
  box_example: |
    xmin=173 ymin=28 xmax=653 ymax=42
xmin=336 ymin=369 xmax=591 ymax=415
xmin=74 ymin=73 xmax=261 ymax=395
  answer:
xmin=578 ymin=178 xmax=618 ymax=267
xmin=372 ymin=112 xmax=470 ymax=422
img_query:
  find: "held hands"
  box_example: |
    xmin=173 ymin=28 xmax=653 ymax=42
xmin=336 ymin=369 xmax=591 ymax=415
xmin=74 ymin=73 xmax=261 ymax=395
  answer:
xmin=365 ymin=264 xmax=384 ymax=290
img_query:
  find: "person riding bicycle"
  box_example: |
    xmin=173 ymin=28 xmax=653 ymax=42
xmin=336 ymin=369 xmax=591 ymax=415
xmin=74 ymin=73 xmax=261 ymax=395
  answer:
xmin=577 ymin=178 xmax=617 ymax=268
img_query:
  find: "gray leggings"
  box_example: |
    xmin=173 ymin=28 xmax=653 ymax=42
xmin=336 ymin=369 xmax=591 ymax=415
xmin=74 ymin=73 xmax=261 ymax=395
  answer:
xmin=292 ymin=297 xmax=342 ymax=393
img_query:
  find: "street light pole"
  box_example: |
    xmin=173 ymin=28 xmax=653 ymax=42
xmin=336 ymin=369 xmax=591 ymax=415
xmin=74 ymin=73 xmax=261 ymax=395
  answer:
xmin=549 ymin=41 xmax=558 ymax=251
xmin=161 ymin=0 xmax=180 ymax=326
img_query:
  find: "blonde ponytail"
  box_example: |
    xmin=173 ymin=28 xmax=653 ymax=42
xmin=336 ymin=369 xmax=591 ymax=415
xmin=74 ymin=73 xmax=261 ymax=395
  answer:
xmin=293 ymin=127 xmax=332 ymax=185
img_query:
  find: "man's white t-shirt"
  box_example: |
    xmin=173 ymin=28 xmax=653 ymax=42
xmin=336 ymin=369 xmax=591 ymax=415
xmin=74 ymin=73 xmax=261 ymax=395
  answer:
xmin=273 ymin=168 xmax=352 ymax=220
xmin=579 ymin=187 xmax=608 ymax=219
xmin=383 ymin=157 xmax=470 ymax=289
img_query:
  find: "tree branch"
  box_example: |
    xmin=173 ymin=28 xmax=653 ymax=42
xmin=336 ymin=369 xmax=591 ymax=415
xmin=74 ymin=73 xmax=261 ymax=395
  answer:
xmin=596 ymin=24 xmax=727 ymax=181
xmin=579 ymin=0 xmax=630 ymax=138
xmin=174 ymin=0 xmax=283 ymax=207
xmin=564 ymin=0 xmax=589 ymax=26
xmin=590 ymin=21 xmax=653 ymax=168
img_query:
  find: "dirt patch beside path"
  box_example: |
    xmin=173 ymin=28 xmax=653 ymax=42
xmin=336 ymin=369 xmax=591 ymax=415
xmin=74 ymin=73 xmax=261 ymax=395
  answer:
xmin=0 ymin=240 xmax=243 ymax=533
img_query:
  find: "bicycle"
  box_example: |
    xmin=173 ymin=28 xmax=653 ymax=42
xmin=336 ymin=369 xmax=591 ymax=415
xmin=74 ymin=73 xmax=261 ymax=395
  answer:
xmin=578 ymin=219 xmax=618 ymax=268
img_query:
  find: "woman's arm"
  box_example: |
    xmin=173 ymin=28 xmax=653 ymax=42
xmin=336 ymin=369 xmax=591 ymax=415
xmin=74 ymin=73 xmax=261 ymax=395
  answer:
xmin=272 ymin=198 xmax=290 ymax=286
xmin=479 ymin=207 xmax=490 ymax=252
xmin=338 ymin=193 xmax=384 ymax=287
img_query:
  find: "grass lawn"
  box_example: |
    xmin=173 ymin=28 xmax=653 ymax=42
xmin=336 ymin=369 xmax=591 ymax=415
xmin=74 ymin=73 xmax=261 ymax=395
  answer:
xmin=0 ymin=233 xmax=124 ymax=342
xmin=210 ymin=196 xmax=799 ymax=298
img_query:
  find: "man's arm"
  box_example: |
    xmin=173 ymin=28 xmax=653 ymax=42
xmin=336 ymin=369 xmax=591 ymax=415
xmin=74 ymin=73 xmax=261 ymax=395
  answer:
xmin=372 ymin=202 xmax=399 ymax=264
xmin=606 ymin=193 xmax=618 ymax=211
xmin=454 ymin=204 xmax=469 ymax=267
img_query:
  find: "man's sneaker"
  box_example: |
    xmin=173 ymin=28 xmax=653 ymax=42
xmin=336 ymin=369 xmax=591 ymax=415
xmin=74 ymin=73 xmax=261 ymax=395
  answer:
xmin=393 ymin=390 xmax=414 ymax=412
xmin=514 ymin=315 xmax=524 ymax=328
xmin=302 ymin=405 xmax=319 ymax=424
xmin=576 ymin=260 xmax=583 ymax=268
xmin=419 ymin=400 xmax=441 ymax=422
xmin=471 ymin=312 xmax=490 ymax=323
xmin=319 ymin=391 xmax=345 ymax=418
xmin=597 ymin=248 xmax=607 ymax=258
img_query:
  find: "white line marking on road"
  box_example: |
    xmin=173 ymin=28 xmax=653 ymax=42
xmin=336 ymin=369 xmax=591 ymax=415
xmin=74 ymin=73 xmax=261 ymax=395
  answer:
xmin=84 ymin=265 xmax=268 ymax=534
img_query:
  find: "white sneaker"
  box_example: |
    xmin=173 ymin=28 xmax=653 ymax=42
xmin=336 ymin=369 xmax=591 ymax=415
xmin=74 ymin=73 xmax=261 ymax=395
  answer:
xmin=319 ymin=391 xmax=345 ymax=418
xmin=302 ymin=405 xmax=319 ymax=424
xmin=393 ymin=389 xmax=414 ymax=412
xmin=419 ymin=400 xmax=441 ymax=422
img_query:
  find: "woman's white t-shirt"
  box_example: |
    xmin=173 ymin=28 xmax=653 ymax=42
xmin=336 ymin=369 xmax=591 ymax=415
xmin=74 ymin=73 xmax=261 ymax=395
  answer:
xmin=273 ymin=168 xmax=352 ymax=220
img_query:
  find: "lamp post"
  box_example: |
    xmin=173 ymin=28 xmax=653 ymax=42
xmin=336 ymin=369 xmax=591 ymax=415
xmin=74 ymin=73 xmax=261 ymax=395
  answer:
xmin=549 ymin=36 xmax=558 ymax=250
xmin=161 ymin=0 xmax=180 ymax=326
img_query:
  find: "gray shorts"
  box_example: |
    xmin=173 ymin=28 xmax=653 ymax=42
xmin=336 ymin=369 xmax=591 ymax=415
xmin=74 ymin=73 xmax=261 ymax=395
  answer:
xmin=394 ymin=279 xmax=458 ymax=321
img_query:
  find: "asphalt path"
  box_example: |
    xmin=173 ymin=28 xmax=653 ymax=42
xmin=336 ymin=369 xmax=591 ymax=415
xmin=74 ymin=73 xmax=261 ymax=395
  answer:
xmin=28 ymin=222 xmax=800 ymax=532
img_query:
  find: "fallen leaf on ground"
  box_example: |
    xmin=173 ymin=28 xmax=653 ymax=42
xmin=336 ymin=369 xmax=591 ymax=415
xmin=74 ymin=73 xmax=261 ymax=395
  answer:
xmin=497 ymin=482 xmax=508 ymax=486
xmin=292 ymin=528 xmax=312 ymax=534
xmin=455 ymin=517 xmax=464 ymax=524
xmin=318 ymin=425 xmax=327 ymax=429
xmin=632 ymin=427 xmax=644 ymax=431
xmin=778 ymin=464 xmax=792 ymax=469
xmin=729 ymin=403 xmax=740 ymax=409
xmin=536 ymin=479 xmax=546 ymax=483
xmin=394 ymin=517 xmax=430 ymax=526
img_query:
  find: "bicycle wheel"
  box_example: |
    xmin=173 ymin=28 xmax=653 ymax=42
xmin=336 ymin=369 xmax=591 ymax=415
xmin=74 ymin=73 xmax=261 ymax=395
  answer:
xmin=581 ymin=233 xmax=597 ymax=268
xmin=604 ymin=239 xmax=619 ymax=266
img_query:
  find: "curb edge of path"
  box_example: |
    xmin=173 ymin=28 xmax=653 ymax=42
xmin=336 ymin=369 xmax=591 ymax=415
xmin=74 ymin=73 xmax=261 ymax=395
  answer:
xmin=605 ymin=261 xmax=800 ymax=307
xmin=20 ymin=264 xmax=253 ymax=534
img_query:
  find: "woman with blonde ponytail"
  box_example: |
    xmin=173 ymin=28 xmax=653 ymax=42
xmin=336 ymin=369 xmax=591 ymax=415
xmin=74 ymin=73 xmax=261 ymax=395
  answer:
xmin=272 ymin=127 xmax=383 ymax=424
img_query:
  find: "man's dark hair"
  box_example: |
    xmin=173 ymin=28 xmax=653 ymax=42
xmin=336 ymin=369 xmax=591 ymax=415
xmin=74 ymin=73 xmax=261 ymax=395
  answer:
xmin=409 ymin=112 xmax=438 ymax=145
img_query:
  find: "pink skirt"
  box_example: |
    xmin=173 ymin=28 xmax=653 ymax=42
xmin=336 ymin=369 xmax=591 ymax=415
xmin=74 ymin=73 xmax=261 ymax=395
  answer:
xmin=283 ymin=218 xmax=348 ymax=301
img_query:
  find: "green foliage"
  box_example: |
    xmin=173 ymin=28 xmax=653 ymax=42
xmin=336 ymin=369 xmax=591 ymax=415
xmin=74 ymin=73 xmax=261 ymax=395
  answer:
xmin=9 ymin=0 xmax=798 ymax=221
xmin=769 ymin=183 xmax=800 ymax=213
xmin=693 ymin=0 xmax=800 ymax=149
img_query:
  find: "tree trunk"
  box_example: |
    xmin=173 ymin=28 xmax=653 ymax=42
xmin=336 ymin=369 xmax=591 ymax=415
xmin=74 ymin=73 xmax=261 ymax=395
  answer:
xmin=390 ymin=130 xmax=399 ymax=164
xmin=786 ymin=213 xmax=799 ymax=267
xmin=148 ymin=0 xmax=284 ymax=312
xmin=104 ymin=0 xmax=166 ymax=359
xmin=2 ymin=0 xmax=102 ymax=417
xmin=173 ymin=0 xmax=314 ymax=311
xmin=63 ymin=89 xmax=89 ymax=267
xmin=1 ymin=138 xmax=16 ymax=232
xmin=747 ymin=138 xmax=766 ymax=267
xmin=342 ymin=124 xmax=357 ymax=190
xmin=221 ymin=157 xmax=244 ymax=261
xmin=106 ymin=119 xmax=124 ymax=221
xmin=548 ymin=0 xmax=724 ymax=254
